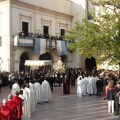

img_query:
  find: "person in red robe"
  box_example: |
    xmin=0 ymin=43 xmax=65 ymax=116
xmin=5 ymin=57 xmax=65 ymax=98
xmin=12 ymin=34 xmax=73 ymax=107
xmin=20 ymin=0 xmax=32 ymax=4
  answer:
xmin=12 ymin=91 xmax=23 ymax=120
xmin=0 ymin=99 xmax=13 ymax=120
xmin=0 ymin=111 xmax=5 ymax=120
xmin=7 ymin=94 xmax=17 ymax=120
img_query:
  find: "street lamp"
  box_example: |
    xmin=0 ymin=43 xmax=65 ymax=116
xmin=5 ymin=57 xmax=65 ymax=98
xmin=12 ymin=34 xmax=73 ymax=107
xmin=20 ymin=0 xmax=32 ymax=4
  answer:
xmin=49 ymin=39 xmax=53 ymax=71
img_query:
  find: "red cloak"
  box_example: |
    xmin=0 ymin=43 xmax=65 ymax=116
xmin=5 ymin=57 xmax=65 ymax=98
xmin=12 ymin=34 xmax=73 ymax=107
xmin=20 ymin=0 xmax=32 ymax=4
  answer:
xmin=0 ymin=104 xmax=13 ymax=120
xmin=12 ymin=96 xmax=23 ymax=119
xmin=0 ymin=111 xmax=5 ymax=120
xmin=7 ymin=100 xmax=17 ymax=120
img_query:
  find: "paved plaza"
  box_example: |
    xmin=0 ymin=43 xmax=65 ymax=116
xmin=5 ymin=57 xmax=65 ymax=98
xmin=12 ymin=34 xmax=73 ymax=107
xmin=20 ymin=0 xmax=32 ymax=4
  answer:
xmin=0 ymin=86 xmax=119 ymax=120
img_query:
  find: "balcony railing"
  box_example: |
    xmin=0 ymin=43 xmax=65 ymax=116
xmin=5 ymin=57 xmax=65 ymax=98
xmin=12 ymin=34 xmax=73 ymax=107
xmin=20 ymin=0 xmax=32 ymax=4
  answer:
xmin=14 ymin=35 xmax=71 ymax=55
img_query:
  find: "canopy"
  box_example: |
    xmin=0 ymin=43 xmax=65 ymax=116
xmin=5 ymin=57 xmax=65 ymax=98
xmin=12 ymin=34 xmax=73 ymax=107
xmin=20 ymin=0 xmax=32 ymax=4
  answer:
xmin=24 ymin=60 xmax=51 ymax=66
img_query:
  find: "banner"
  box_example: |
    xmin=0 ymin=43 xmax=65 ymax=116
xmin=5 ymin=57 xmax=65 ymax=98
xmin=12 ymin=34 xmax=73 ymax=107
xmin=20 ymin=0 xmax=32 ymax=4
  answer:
xmin=40 ymin=39 xmax=46 ymax=55
xmin=34 ymin=38 xmax=40 ymax=54
xmin=34 ymin=38 xmax=46 ymax=54
xmin=56 ymin=40 xmax=67 ymax=55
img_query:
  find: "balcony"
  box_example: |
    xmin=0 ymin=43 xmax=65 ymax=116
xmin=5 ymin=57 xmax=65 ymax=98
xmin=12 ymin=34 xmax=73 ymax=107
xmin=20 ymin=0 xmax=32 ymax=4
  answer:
xmin=14 ymin=36 xmax=34 ymax=47
xmin=14 ymin=35 xmax=70 ymax=55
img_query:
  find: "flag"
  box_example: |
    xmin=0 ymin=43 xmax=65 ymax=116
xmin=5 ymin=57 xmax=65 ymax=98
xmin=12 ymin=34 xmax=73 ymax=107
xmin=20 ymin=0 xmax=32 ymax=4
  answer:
xmin=56 ymin=40 xmax=67 ymax=55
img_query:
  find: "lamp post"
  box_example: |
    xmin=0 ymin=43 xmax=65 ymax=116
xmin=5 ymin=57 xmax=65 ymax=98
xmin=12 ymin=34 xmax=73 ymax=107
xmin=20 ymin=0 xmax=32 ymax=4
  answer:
xmin=49 ymin=39 xmax=53 ymax=71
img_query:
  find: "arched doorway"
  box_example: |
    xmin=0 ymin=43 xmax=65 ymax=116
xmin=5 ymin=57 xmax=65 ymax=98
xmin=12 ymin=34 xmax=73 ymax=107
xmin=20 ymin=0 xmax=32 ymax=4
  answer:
xmin=19 ymin=52 xmax=30 ymax=72
xmin=39 ymin=52 xmax=54 ymax=70
xmin=85 ymin=57 xmax=96 ymax=71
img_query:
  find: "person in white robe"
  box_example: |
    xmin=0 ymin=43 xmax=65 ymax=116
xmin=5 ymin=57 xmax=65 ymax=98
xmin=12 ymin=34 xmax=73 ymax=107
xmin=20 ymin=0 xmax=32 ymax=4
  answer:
xmin=41 ymin=79 xmax=52 ymax=102
xmin=82 ymin=76 xmax=87 ymax=96
xmin=77 ymin=75 xmax=82 ymax=82
xmin=21 ymin=85 xmax=29 ymax=119
xmin=87 ymin=75 xmax=94 ymax=95
xmin=77 ymin=77 xmax=84 ymax=97
xmin=11 ymin=80 xmax=20 ymax=95
xmin=19 ymin=90 xmax=29 ymax=120
xmin=34 ymin=80 xmax=43 ymax=103
xmin=24 ymin=84 xmax=33 ymax=118
xmin=29 ymin=80 xmax=36 ymax=112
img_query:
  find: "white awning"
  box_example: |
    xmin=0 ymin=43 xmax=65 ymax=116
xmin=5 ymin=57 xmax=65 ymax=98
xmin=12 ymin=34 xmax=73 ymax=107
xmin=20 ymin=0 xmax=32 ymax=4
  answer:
xmin=24 ymin=60 xmax=51 ymax=66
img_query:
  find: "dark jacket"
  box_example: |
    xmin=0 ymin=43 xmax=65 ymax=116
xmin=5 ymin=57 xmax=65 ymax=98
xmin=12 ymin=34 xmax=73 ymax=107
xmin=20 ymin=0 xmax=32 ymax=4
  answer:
xmin=106 ymin=87 xmax=115 ymax=100
xmin=114 ymin=86 xmax=120 ymax=102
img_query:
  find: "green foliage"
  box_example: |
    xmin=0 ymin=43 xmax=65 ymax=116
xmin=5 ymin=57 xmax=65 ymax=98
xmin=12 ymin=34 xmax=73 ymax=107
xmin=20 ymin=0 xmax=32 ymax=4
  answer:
xmin=65 ymin=0 xmax=120 ymax=65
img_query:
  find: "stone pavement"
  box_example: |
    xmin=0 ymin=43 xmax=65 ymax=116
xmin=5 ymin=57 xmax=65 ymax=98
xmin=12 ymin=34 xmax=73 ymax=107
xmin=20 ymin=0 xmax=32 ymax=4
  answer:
xmin=0 ymin=86 xmax=119 ymax=120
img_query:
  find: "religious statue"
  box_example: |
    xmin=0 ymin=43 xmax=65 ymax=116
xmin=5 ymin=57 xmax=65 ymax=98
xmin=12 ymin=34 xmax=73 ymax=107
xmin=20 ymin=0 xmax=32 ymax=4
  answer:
xmin=53 ymin=57 xmax=65 ymax=73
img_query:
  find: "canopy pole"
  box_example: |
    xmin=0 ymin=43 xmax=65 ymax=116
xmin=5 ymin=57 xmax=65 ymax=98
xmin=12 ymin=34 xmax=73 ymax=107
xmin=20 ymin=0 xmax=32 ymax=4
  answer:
xmin=25 ymin=65 xmax=26 ymax=72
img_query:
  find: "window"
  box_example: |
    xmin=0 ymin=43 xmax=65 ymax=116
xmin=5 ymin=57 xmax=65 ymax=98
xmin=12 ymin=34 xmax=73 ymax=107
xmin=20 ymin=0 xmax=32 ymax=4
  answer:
xmin=87 ymin=1 xmax=95 ymax=20
xmin=22 ymin=22 xmax=29 ymax=36
xmin=61 ymin=29 xmax=65 ymax=36
xmin=43 ymin=26 xmax=49 ymax=35
xmin=0 ymin=37 xmax=2 ymax=46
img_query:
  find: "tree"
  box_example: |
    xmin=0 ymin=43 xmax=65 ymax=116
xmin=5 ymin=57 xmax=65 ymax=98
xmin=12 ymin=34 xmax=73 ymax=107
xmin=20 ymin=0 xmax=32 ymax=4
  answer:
xmin=65 ymin=0 xmax=120 ymax=65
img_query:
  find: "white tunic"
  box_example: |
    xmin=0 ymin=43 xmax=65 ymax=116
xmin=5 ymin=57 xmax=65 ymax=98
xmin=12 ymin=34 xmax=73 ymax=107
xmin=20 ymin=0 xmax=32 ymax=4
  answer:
xmin=41 ymin=80 xmax=52 ymax=102
xmin=11 ymin=83 xmax=20 ymax=95
xmin=82 ymin=78 xmax=87 ymax=95
xmin=29 ymin=83 xmax=36 ymax=112
xmin=21 ymin=88 xmax=29 ymax=119
xmin=34 ymin=82 xmax=43 ymax=103
xmin=24 ymin=87 xmax=33 ymax=118
xmin=77 ymin=79 xmax=84 ymax=97
xmin=87 ymin=76 xmax=94 ymax=94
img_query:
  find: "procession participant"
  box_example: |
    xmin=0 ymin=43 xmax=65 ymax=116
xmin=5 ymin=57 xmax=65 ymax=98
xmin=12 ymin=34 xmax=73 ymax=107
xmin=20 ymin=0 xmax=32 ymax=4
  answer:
xmin=82 ymin=75 xmax=87 ymax=96
xmin=63 ymin=74 xmax=70 ymax=94
xmin=21 ymin=84 xmax=29 ymax=118
xmin=0 ymin=111 xmax=5 ymax=120
xmin=87 ymin=74 xmax=94 ymax=95
xmin=34 ymin=80 xmax=43 ymax=104
xmin=77 ymin=74 xmax=82 ymax=82
xmin=7 ymin=94 xmax=17 ymax=120
xmin=29 ymin=80 xmax=36 ymax=111
xmin=41 ymin=77 xmax=52 ymax=102
xmin=19 ymin=90 xmax=28 ymax=120
xmin=1 ymin=99 xmax=12 ymax=120
xmin=12 ymin=91 xmax=23 ymax=120
xmin=24 ymin=83 xmax=33 ymax=118
xmin=11 ymin=80 xmax=20 ymax=95
xmin=77 ymin=76 xmax=84 ymax=97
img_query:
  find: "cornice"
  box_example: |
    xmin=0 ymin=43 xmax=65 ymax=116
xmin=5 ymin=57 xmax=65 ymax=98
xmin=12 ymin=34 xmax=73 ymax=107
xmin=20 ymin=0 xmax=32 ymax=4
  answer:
xmin=10 ymin=0 xmax=73 ymax=20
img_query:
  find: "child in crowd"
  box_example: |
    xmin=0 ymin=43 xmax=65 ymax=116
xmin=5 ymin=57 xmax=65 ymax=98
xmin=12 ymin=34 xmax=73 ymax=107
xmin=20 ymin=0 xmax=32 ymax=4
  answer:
xmin=106 ymin=81 xmax=115 ymax=113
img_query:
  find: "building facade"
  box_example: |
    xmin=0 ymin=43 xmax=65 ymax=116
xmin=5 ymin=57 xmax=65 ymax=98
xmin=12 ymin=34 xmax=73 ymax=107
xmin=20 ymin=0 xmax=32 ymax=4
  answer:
xmin=0 ymin=0 xmax=94 ymax=72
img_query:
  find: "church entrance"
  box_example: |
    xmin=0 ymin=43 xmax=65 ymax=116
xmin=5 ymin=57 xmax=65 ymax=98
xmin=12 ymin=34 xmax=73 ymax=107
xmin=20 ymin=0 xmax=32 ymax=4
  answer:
xmin=19 ymin=52 xmax=30 ymax=72
xmin=85 ymin=57 xmax=96 ymax=71
xmin=39 ymin=52 xmax=54 ymax=70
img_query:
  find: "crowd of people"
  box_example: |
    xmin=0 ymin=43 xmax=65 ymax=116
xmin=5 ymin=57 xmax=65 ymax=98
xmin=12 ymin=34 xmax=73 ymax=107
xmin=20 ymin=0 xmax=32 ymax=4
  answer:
xmin=76 ymin=69 xmax=120 ymax=118
xmin=0 ymin=70 xmax=52 ymax=120
xmin=0 ymin=68 xmax=120 ymax=119
xmin=18 ymin=31 xmax=64 ymax=41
